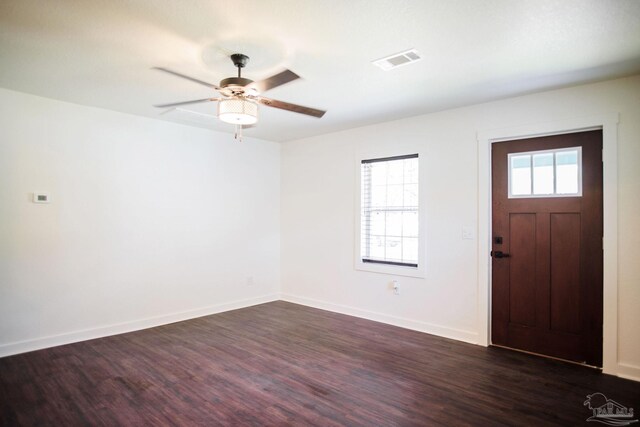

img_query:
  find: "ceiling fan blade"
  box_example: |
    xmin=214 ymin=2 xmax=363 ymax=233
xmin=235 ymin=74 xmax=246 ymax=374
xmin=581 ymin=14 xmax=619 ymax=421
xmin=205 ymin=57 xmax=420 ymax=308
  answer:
xmin=247 ymin=69 xmax=300 ymax=93
xmin=153 ymin=98 xmax=219 ymax=108
xmin=152 ymin=67 xmax=220 ymax=90
xmin=259 ymin=97 xmax=326 ymax=118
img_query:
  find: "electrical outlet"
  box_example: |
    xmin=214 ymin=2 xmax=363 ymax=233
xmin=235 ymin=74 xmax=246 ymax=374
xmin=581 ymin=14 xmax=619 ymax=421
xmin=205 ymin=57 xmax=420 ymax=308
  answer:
xmin=246 ymin=276 xmax=254 ymax=286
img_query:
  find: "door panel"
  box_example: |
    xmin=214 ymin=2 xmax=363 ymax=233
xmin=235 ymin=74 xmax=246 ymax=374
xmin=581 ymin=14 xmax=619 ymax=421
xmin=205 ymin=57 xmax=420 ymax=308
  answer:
xmin=550 ymin=213 xmax=581 ymax=334
xmin=491 ymin=130 xmax=603 ymax=366
xmin=509 ymin=213 xmax=536 ymax=327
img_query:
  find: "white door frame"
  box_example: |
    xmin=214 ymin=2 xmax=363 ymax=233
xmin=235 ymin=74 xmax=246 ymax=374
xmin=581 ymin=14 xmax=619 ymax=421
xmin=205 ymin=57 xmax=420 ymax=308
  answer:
xmin=477 ymin=113 xmax=619 ymax=375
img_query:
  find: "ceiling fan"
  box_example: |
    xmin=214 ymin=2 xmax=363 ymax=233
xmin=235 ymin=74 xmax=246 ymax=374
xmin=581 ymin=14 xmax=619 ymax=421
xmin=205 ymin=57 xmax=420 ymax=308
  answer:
xmin=153 ymin=54 xmax=326 ymax=139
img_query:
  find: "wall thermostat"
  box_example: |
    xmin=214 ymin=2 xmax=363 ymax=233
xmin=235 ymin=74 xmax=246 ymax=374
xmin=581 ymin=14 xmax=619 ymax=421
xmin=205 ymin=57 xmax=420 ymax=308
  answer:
xmin=33 ymin=192 xmax=51 ymax=203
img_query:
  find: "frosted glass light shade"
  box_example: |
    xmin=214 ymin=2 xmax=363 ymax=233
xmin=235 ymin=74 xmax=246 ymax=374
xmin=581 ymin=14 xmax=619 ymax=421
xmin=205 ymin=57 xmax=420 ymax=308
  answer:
xmin=218 ymin=98 xmax=258 ymax=125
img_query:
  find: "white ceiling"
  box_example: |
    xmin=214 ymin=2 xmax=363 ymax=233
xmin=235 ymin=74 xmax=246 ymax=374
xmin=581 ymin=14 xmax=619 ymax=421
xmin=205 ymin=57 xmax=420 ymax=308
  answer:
xmin=1 ymin=0 xmax=639 ymax=142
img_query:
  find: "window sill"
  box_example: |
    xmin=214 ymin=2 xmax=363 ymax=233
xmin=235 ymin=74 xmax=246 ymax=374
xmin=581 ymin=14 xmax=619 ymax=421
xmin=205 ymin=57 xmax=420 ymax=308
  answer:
xmin=355 ymin=260 xmax=425 ymax=278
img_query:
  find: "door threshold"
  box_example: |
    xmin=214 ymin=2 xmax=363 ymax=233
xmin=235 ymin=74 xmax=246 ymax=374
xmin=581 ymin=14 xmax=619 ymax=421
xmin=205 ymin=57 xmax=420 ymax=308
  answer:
xmin=490 ymin=344 xmax=602 ymax=370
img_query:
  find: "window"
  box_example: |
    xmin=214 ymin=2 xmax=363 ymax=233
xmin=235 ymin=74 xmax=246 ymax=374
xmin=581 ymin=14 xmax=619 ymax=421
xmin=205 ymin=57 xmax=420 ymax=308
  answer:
xmin=508 ymin=147 xmax=581 ymax=198
xmin=360 ymin=154 xmax=419 ymax=267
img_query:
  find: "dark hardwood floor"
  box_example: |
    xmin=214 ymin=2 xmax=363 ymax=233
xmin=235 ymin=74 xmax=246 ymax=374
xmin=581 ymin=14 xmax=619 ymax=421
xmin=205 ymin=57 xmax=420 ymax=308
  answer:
xmin=1 ymin=301 xmax=638 ymax=426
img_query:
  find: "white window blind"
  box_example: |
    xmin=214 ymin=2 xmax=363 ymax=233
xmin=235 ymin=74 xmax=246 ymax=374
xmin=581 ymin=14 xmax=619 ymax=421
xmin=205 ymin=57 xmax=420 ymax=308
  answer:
xmin=360 ymin=154 xmax=419 ymax=267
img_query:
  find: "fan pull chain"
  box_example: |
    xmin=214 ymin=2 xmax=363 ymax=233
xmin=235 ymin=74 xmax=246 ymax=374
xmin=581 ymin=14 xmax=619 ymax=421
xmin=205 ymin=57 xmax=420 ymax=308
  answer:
xmin=234 ymin=124 xmax=243 ymax=142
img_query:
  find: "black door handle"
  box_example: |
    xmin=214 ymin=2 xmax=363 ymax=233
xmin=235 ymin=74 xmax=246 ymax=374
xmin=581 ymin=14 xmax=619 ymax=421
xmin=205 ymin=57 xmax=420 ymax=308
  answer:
xmin=491 ymin=251 xmax=510 ymax=258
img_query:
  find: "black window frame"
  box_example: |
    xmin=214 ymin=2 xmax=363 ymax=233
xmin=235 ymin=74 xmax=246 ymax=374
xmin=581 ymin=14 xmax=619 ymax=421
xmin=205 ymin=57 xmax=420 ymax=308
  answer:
xmin=360 ymin=153 xmax=419 ymax=268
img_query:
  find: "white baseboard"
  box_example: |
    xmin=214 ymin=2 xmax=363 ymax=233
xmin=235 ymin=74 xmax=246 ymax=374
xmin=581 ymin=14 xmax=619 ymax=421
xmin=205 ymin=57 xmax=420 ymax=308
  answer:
xmin=616 ymin=362 xmax=640 ymax=382
xmin=280 ymin=293 xmax=479 ymax=344
xmin=4 ymin=293 xmax=638 ymax=384
xmin=0 ymin=293 xmax=279 ymax=358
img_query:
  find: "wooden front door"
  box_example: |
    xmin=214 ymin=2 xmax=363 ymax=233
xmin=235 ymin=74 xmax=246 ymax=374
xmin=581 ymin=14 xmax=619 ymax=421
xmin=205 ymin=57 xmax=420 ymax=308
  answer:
xmin=491 ymin=130 xmax=603 ymax=366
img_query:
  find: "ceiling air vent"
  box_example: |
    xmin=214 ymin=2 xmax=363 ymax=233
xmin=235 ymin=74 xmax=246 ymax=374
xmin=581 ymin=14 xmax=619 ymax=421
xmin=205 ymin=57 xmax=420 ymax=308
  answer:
xmin=372 ymin=49 xmax=422 ymax=71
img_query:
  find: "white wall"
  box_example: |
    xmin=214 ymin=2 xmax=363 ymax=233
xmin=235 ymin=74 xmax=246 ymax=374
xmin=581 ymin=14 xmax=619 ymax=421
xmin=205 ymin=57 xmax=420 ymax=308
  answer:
xmin=2 ymin=76 xmax=638 ymax=380
xmin=0 ymin=88 xmax=281 ymax=356
xmin=280 ymin=75 xmax=640 ymax=380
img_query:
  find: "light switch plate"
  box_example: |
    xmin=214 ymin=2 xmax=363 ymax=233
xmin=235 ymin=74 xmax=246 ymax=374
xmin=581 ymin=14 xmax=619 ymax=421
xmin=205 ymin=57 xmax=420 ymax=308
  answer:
xmin=462 ymin=226 xmax=474 ymax=240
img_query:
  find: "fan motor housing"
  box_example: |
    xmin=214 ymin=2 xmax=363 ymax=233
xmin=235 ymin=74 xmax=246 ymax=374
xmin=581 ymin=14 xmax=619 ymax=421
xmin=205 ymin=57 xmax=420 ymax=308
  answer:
xmin=220 ymin=77 xmax=256 ymax=96
xmin=220 ymin=77 xmax=254 ymax=88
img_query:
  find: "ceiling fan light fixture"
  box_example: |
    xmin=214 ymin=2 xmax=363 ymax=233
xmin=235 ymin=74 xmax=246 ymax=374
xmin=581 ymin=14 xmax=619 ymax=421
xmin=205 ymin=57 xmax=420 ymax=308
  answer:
xmin=153 ymin=54 xmax=326 ymax=134
xmin=218 ymin=97 xmax=258 ymax=125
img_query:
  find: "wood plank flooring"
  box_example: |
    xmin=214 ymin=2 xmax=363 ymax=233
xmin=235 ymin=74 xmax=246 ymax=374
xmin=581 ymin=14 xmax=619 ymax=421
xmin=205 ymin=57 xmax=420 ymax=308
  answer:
xmin=1 ymin=301 xmax=638 ymax=426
